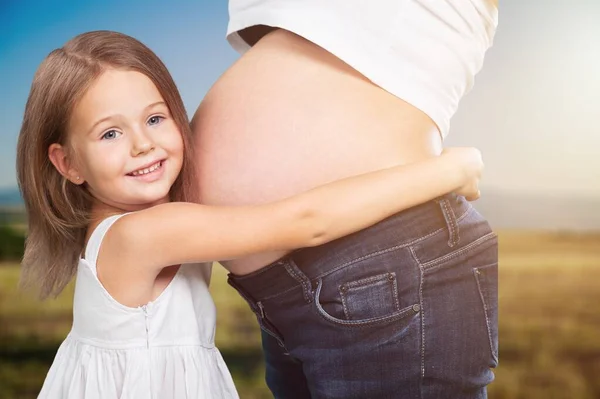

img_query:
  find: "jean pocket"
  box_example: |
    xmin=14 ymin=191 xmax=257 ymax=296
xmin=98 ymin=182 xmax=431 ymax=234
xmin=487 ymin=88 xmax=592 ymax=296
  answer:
xmin=474 ymin=263 xmax=499 ymax=365
xmin=340 ymin=272 xmax=400 ymax=320
xmin=314 ymin=274 xmax=420 ymax=328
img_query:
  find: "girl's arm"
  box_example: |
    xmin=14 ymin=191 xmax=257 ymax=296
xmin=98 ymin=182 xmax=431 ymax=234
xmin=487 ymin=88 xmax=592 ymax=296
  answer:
xmin=107 ymin=148 xmax=482 ymax=270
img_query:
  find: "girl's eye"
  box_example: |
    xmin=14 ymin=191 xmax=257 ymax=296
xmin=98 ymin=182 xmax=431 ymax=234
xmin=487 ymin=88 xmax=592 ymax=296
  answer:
xmin=148 ymin=115 xmax=164 ymax=125
xmin=101 ymin=130 xmax=121 ymax=140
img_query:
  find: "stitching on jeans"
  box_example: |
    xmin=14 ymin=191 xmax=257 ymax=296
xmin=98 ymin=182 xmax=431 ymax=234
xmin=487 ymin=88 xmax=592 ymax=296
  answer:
xmin=392 ymin=277 xmax=401 ymax=312
xmin=310 ymin=205 xmax=475 ymax=281
xmin=240 ymin=205 xmax=476 ymax=303
xmin=446 ymin=199 xmax=459 ymax=246
xmin=449 ymin=201 xmax=460 ymax=246
xmin=315 ymin=246 xmax=407 ymax=281
xmin=416 ymin=232 xmax=497 ymax=272
xmin=284 ymin=262 xmax=301 ymax=287
xmin=451 ymin=205 xmax=461 ymax=245
xmin=294 ymin=261 xmax=312 ymax=298
xmin=261 ymin=285 xmax=302 ymax=301
xmin=439 ymin=199 xmax=452 ymax=245
xmin=474 ymin=266 xmax=498 ymax=361
xmin=344 ymin=272 xmax=394 ymax=288
xmin=340 ymin=286 xmax=350 ymax=320
xmin=229 ymin=279 xmax=287 ymax=348
xmin=314 ymin=279 xmax=419 ymax=328
xmin=285 ymin=261 xmax=313 ymax=303
xmin=439 ymin=199 xmax=459 ymax=247
xmin=258 ymin=317 xmax=286 ymax=348
xmin=410 ymin=246 xmax=427 ymax=380
xmin=339 ymin=273 xmax=400 ymax=320
xmin=446 ymin=200 xmax=457 ymax=246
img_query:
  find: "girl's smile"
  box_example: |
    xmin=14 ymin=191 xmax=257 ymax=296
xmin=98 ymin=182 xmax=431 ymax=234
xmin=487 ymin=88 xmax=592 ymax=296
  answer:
xmin=50 ymin=68 xmax=185 ymax=212
xmin=127 ymin=159 xmax=166 ymax=181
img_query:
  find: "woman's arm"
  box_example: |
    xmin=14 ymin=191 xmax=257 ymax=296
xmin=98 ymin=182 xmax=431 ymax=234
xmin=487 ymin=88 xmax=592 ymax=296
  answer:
xmin=107 ymin=147 xmax=482 ymax=270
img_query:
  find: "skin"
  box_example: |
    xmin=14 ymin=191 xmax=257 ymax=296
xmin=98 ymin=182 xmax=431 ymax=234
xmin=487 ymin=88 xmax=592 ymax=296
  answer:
xmin=49 ymin=69 xmax=183 ymax=212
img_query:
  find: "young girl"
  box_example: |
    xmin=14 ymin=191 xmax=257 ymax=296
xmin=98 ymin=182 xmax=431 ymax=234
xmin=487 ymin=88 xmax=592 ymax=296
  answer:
xmin=17 ymin=30 xmax=483 ymax=398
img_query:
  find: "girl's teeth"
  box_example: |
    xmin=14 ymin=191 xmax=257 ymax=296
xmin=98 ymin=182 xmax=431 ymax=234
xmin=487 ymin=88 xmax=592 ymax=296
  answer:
xmin=132 ymin=162 xmax=160 ymax=176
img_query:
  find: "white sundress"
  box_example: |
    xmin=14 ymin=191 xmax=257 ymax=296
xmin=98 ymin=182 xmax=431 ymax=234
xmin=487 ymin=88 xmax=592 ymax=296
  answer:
xmin=37 ymin=214 xmax=240 ymax=398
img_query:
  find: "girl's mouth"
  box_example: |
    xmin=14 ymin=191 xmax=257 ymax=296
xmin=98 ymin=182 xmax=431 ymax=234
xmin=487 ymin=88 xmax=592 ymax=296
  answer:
xmin=127 ymin=160 xmax=164 ymax=178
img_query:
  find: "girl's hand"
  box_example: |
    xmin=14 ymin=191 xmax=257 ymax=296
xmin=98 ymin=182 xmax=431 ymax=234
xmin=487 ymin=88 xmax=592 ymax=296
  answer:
xmin=441 ymin=147 xmax=484 ymax=201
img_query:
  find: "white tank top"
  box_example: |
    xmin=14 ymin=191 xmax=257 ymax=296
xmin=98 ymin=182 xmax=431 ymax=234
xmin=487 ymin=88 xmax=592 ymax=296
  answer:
xmin=226 ymin=0 xmax=498 ymax=137
xmin=37 ymin=214 xmax=239 ymax=398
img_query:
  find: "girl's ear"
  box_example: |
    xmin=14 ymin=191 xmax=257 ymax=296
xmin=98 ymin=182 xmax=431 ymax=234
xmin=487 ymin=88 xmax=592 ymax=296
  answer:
xmin=48 ymin=143 xmax=85 ymax=185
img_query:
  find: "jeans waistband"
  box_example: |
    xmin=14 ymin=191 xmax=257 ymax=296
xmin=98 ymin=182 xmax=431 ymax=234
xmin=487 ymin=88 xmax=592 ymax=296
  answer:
xmin=228 ymin=193 xmax=472 ymax=302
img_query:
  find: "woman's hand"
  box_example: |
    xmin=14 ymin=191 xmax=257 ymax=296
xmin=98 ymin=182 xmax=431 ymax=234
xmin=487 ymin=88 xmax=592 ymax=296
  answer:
xmin=441 ymin=147 xmax=484 ymax=201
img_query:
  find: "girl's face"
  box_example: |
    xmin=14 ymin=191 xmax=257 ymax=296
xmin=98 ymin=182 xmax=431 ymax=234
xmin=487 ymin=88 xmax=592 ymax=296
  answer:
xmin=57 ymin=69 xmax=184 ymax=211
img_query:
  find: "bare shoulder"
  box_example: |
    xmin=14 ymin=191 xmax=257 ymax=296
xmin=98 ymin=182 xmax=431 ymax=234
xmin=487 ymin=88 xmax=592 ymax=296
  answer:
xmin=95 ymin=212 xmax=160 ymax=307
xmin=98 ymin=203 xmax=204 ymax=268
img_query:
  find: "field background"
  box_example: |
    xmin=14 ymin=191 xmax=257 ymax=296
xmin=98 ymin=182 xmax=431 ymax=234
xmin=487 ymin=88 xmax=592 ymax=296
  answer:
xmin=1 ymin=225 xmax=599 ymax=399
xmin=2 ymin=1 xmax=600 ymax=397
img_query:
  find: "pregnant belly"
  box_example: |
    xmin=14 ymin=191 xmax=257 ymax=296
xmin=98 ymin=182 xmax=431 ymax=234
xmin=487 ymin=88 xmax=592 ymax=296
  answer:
xmin=192 ymin=29 xmax=442 ymax=274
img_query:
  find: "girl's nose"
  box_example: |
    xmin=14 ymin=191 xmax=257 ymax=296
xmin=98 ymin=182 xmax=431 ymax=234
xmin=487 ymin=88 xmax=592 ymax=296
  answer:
xmin=131 ymin=133 xmax=155 ymax=157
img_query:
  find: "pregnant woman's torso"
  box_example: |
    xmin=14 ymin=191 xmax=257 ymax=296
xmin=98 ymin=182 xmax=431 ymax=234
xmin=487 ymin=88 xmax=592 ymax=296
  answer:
xmin=192 ymin=29 xmax=442 ymax=274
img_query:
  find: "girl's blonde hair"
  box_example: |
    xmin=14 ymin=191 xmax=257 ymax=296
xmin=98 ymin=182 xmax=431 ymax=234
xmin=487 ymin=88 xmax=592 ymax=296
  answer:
xmin=16 ymin=30 xmax=197 ymax=298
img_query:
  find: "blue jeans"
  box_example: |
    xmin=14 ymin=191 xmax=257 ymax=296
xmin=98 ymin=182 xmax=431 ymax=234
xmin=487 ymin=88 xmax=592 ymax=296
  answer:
xmin=228 ymin=194 xmax=498 ymax=398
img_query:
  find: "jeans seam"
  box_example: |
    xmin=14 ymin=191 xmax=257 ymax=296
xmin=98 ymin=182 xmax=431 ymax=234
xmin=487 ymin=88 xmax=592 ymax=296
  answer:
xmin=410 ymin=246 xmax=427 ymax=381
xmin=256 ymin=301 xmax=287 ymax=349
xmin=340 ymin=286 xmax=351 ymax=320
xmin=311 ymin=206 xmax=475 ymax=282
xmin=284 ymin=261 xmax=313 ymax=303
xmin=310 ymin=234 xmax=429 ymax=281
xmin=439 ymin=198 xmax=460 ymax=247
xmin=416 ymin=232 xmax=497 ymax=272
xmin=261 ymin=285 xmax=302 ymax=302
xmin=227 ymin=278 xmax=287 ymax=348
xmin=339 ymin=272 xmax=400 ymax=320
xmin=314 ymin=279 xmax=419 ymax=327
xmin=473 ymin=265 xmax=499 ymax=363
xmin=392 ymin=275 xmax=401 ymax=312
xmin=249 ymin=246 xmax=412 ymax=303
xmin=258 ymin=319 xmax=286 ymax=348
xmin=237 ymin=206 xmax=475 ymax=303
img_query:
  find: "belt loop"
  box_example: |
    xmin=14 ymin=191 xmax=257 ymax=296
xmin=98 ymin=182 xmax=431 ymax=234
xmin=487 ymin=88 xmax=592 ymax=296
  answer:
xmin=436 ymin=196 xmax=460 ymax=247
xmin=284 ymin=258 xmax=314 ymax=304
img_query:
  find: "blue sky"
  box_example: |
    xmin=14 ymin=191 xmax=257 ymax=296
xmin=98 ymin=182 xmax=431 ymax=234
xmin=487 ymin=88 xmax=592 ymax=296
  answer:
xmin=1 ymin=1 xmax=599 ymax=197
xmin=0 ymin=0 xmax=238 ymax=188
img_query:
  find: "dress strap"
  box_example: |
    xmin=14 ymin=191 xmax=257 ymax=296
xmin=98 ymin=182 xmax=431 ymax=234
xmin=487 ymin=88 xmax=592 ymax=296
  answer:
xmin=84 ymin=214 xmax=129 ymax=270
